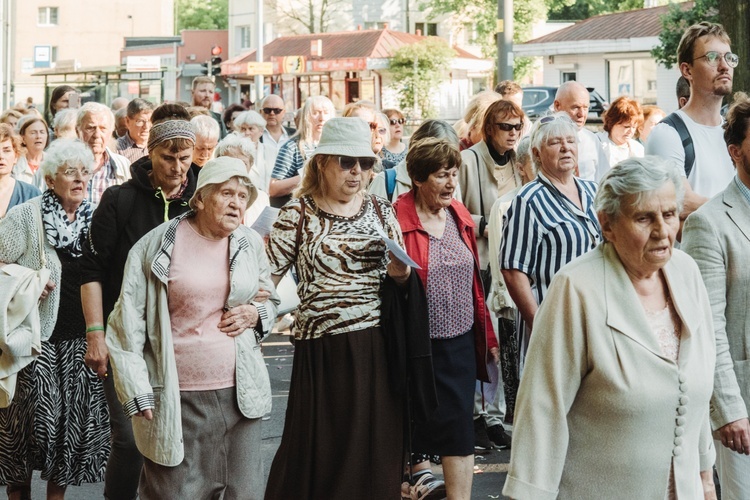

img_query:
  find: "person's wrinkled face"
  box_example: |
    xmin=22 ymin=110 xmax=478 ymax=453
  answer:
xmin=192 ymin=83 xmax=215 ymax=108
xmin=610 ymin=119 xmax=638 ymax=146
xmin=490 ymin=114 xmax=523 ymax=153
xmin=310 ymin=105 xmax=333 ymax=136
xmin=371 ymin=122 xmax=387 ymax=154
xmin=555 ymin=88 xmax=590 ymax=130
xmin=535 ymin=133 xmax=578 ymax=176
xmin=193 ymin=136 xmax=218 ymax=167
xmin=388 ymin=114 xmax=404 ymax=141
xmin=78 ymin=113 xmax=112 ymax=156
xmin=194 ymin=177 xmax=250 ymax=237
xmin=151 ymin=145 xmax=193 ymax=193
xmin=23 ymin=121 xmax=48 ymax=154
xmin=47 ymin=162 xmax=92 ymax=206
xmin=126 ymin=110 xmax=153 ymax=145
xmin=239 ymin=123 xmax=264 ymax=143
xmin=261 ymin=95 xmax=285 ymax=127
xmin=0 ymin=139 xmax=17 ymax=177
xmin=414 ymin=165 xmax=458 ymax=211
xmin=600 ymin=182 xmax=679 ymax=278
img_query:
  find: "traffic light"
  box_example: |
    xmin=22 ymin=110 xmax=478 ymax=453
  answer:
xmin=211 ymin=46 xmax=222 ymax=76
xmin=200 ymin=61 xmax=209 ymax=76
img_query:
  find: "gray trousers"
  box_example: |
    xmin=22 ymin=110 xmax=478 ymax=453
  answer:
xmin=139 ymin=387 xmax=264 ymax=500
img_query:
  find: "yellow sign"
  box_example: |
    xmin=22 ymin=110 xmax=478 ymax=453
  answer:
xmin=283 ymin=56 xmax=306 ymax=74
xmin=496 ymin=19 xmax=504 ymax=33
xmin=246 ymin=62 xmax=274 ymax=76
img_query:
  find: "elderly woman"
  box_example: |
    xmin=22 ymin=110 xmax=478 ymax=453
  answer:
xmin=382 ymin=108 xmax=407 ymax=165
xmin=106 ymin=157 xmax=278 ymax=499
xmin=268 ymin=95 xmax=335 ymax=207
xmin=393 ymin=137 xmax=499 ymax=500
xmin=51 ymin=109 xmax=78 ymax=141
xmin=13 ymin=116 xmax=49 ymax=189
xmin=265 ymin=118 xmax=409 ymax=499
xmin=0 ymin=139 xmax=110 ymax=500
xmin=0 ymin=124 xmax=40 ymax=218
xmin=460 ymin=99 xmax=525 ymax=277
xmin=501 ymin=113 xmax=601 ymax=372
xmin=596 ymin=96 xmax=645 ymax=178
xmin=213 ymin=133 xmax=270 ymax=225
xmin=189 ymin=114 xmax=220 ymax=176
xmin=369 ymin=119 xmax=462 ymax=202
xmin=234 ymin=110 xmax=275 ymax=192
xmin=503 ymin=156 xmax=717 ymax=499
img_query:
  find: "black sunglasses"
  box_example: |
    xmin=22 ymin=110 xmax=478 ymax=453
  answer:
xmin=262 ymin=108 xmax=283 ymax=115
xmin=494 ymin=122 xmax=524 ymax=132
xmin=338 ymin=156 xmax=377 ymax=171
xmin=389 ymin=118 xmax=405 ymax=125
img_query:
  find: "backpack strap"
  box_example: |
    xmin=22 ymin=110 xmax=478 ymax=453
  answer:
xmin=660 ymin=113 xmax=695 ymax=178
xmin=385 ymin=168 xmax=397 ymax=201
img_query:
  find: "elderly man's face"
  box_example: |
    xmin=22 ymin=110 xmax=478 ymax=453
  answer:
xmin=261 ymin=95 xmax=285 ymax=128
xmin=151 ymin=144 xmax=193 ymax=193
xmin=78 ymin=113 xmax=113 ymax=156
xmin=126 ymin=110 xmax=152 ymax=146
xmin=193 ymin=83 xmax=214 ymax=108
xmin=554 ymin=87 xmax=590 ymax=130
xmin=599 ymin=182 xmax=679 ymax=278
xmin=195 ymin=177 xmax=250 ymax=237
xmin=194 ymin=136 xmax=218 ymax=167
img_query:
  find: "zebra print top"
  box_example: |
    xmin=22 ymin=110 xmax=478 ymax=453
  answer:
xmin=267 ymin=194 xmax=404 ymax=340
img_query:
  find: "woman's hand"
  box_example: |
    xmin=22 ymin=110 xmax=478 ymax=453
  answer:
xmin=700 ymin=469 xmax=717 ymax=500
xmin=387 ymin=252 xmax=410 ymax=284
xmin=490 ymin=346 xmax=500 ymax=364
xmin=719 ymin=418 xmax=750 ymax=454
xmin=134 ymin=409 xmax=153 ymax=421
xmin=219 ymin=305 xmax=259 ymax=337
xmin=40 ymin=279 xmax=55 ymax=301
xmin=85 ymin=330 xmax=110 ymax=379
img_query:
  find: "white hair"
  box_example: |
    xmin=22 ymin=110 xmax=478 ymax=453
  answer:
xmin=233 ymin=110 xmax=266 ymax=130
xmin=52 ymin=109 xmax=78 ymax=135
xmin=76 ymin=102 xmax=115 ymax=130
xmin=529 ymin=112 xmax=578 ymax=172
xmin=214 ymin=133 xmax=257 ymax=168
xmin=190 ymin=115 xmax=220 ymax=141
xmin=41 ymin=138 xmax=95 ymax=178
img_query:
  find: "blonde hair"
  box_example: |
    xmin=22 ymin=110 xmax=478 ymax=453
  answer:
xmin=294 ymin=154 xmax=329 ymax=199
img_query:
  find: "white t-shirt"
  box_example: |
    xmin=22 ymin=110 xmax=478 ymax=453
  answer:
xmin=645 ymin=110 xmax=734 ymax=198
xmin=577 ymin=128 xmax=608 ymax=182
xmin=594 ymin=131 xmax=645 ymax=181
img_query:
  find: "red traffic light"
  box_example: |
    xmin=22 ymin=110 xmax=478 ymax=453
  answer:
xmin=211 ymin=45 xmax=222 ymax=56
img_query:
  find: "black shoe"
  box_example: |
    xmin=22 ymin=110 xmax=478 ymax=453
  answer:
xmin=474 ymin=418 xmax=494 ymax=452
xmin=487 ymin=424 xmax=512 ymax=450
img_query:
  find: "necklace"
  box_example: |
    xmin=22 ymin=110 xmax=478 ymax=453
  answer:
xmin=318 ymin=194 xmax=360 ymax=217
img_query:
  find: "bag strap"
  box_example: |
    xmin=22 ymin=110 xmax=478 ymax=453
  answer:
xmin=385 ymin=168 xmax=397 ymax=201
xmin=370 ymin=194 xmax=385 ymax=228
xmin=661 ymin=113 xmax=695 ymax=178
xmin=471 ymin=149 xmax=487 ymax=236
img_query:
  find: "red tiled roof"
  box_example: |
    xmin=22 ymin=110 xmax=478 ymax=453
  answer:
xmin=525 ymin=2 xmax=694 ymax=44
xmin=223 ymin=29 xmax=479 ymax=65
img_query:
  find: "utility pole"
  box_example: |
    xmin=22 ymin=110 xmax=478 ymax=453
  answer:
xmin=496 ymin=0 xmax=514 ymax=83
xmin=255 ymin=0 xmax=264 ymax=104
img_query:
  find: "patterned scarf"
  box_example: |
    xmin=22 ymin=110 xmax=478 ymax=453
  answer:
xmin=41 ymin=190 xmax=93 ymax=257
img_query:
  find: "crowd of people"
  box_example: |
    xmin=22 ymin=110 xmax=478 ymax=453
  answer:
xmin=0 ymin=18 xmax=749 ymax=500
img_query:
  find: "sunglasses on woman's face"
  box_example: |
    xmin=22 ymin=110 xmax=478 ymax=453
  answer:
xmin=494 ymin=122 xmax=524 ymax=132
xmin=338 ymin=156 xmax=377 ymax=171
xmin=389 ymin=118 xmax=405 ymax=125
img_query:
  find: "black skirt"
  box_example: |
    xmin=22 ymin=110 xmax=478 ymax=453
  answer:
xmin=265 ymin=327 xmax=404 ymax=500
xmin=411 ymin=330 xmax=476 ymax=457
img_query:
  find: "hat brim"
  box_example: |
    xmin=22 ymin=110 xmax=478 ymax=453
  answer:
xmin=310 ymin=144 xmax=377 ymax=159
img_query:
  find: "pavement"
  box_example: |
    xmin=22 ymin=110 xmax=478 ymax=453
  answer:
xmin=31 ymin=332 xmax=511 ymax=499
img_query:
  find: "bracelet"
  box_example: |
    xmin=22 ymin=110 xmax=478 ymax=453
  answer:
xmin=86 ymin=325 xmax=105 ymax=334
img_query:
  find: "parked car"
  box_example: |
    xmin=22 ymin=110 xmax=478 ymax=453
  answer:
xmin=521 ymin=85 xmax=609 ymax=121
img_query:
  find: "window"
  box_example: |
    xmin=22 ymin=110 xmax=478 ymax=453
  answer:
xmin=561 ymin=72 xmax=576 ymax=82
xmin=414 ymin=22 xmax=437 ymax=36
xmin=238 ymin=26 xmax=251 ymax=49
xmin=364 ymin=21 xmax=388 ymax=30
xmin=38 ymin=7 xmax=58 ymax=26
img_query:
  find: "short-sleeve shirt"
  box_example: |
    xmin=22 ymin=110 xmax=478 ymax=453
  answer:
xmin=266 ymin=194 xmax=404 ymax=340
xmin=270 ymin=138 xmax=315 ymax=180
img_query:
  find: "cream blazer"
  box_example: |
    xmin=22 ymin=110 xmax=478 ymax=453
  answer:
xmin=503 ymin=243 xmax=715 ymax=500
xmin=682 ymin=178 xmax=750 ymax=429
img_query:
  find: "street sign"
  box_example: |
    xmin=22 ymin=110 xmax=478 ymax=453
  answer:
xmin=126 ymin=55 xmax=161 ymax=72
xmin=33 ymin=46 xmax=51 ymax=68
xmin=246 ymin=62 xmax=274 ymax=76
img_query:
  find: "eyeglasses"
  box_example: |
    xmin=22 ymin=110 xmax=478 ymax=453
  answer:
xmin=60 ymin=167 xmax=92 ymax=178
xmin=693 ymin=51 xmax=739 ymax=68
xmin=369 ymin=122 xmax=387 ymax=136
xmin=338 ymin=156 xmax=377 ymax=171
xmin=389 ymin=118 xmax=405 ymax=125
xmin=494 ymin=122 xmax=524 ymax=132
xmin=262 ymin=107 xmax=284 ymax=115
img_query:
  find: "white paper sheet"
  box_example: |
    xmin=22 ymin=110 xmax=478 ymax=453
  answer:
xmin=250 ymin=206 xmax=281 ymax=237
xmin=373 ymin=224 xmax=421 ymax=270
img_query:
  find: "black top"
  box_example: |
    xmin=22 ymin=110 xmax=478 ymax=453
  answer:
xmin=80 ymin=156 xmax=197 ymax=321
xmin=50 ymin=250 xmax=86 ymax=343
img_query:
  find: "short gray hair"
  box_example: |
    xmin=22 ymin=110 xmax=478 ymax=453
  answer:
xmin=516 ymin=135 xmax=535 ymax=176
xmin=76 ymin=102 xmax=114 ymax=130
xmin=52 ymin=109 xmax=78 ymax=135
xmin=190 ymin=115 xmax=220 ymax=141
xmin=234 ymin=110 xmax=266 ymax=130
xmin=215 ymin=133 xmax=257 ymax=168
xmin=190 ymin=176 xmax=254 ymax=210
xmin=529 ymin=113 xmax=578 ymax=171
xmin=595 ymin=156 xmax=685 ymax=220
xmin=41 ymin=138 xmax=95 ymax=178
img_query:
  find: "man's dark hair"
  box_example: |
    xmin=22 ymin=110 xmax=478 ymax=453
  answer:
xmin=150 ymin=103 xmax=190 ymax=124
xmin=126 ymin=98 xmax=156 ymax=119
xmin=676 ymin=76 xmax=690 ymax=102
xmin=724 ymin=92 xmax=750 ymax=149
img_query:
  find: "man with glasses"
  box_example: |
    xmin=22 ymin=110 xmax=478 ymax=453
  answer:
xmin=646 ymin=22 xmax=736 ymax=222
xmin=260 ymin=94 xmax=292 ymax=151
xmin=116 ymin=98 xmax=155 ymax=163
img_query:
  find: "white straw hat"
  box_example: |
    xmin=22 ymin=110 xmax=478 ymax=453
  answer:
xmin=310 ymin=117 xmax=377 ymax=159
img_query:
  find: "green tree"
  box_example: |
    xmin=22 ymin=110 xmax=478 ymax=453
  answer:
xmin=176 ymin=0 xmax=228 ymax=32
xmin=718 ymin=0 xmax=750 ymax=98
xmin=547 ymin=0 xmax=642 ymax=21
xmin=389 ymin=38 xmax=456 ymax=118
xmin=651 ymin=0 xmax=718 ymax=69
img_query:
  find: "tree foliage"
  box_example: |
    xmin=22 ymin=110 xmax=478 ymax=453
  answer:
xmin=651 ymin=0 xmax=718 ymax=69
xmin=547 ymin=0 xmax=642 ymax=21
xmin=276 ymin=0 xmax=348 ymax=33
xmin=176 ymin=0 xmax=228 ymax=31
xmin=389 ymin=38 xmax=456 ymax=118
